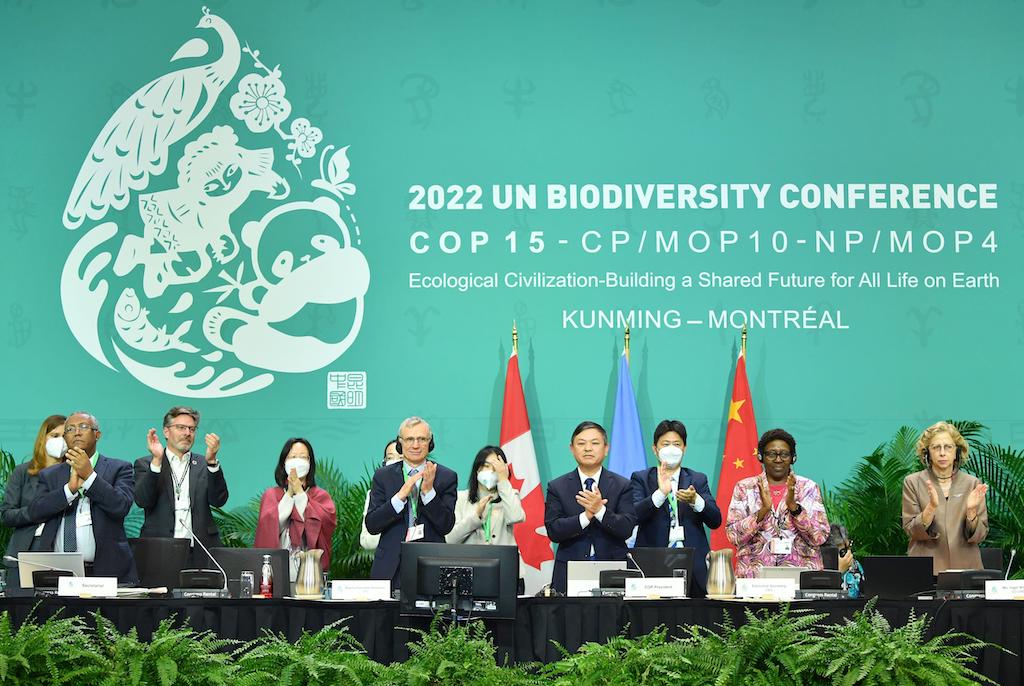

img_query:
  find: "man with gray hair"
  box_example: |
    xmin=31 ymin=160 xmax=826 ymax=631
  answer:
xmin=134 ymin=406 xmax=228 ymax=567
xmin=365 ymin=416 xmax=457 ymax=590
xmin=28 ymin=411 xmax=137 ymax=584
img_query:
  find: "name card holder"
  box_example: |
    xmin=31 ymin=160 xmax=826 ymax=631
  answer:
xmin=57 ymin=576 xmax=117 ymax=597
xmin=331 ymin=579 xmax=392 ymax=601
xmin=984 ymin=580 xmax=1024 ymax=600
xmin=735 ymin=578 xmax=797 ymax=600
xmin=624 ymin=577 xmax=688 ymax=599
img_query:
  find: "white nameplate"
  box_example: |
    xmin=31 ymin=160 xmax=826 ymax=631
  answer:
xmin=984 ymin=579 xmax=1024 ymax=600
xmin=625 ymin=577 xmax=688 ymax=598
xmin=57 ymin=576 xmax=117 ymax=597
xmin=331 ymin=579 xmax=392 ymax=601
xmin=735 ymin=578 xmax=797 ymax=600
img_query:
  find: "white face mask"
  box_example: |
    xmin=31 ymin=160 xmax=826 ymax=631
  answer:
xmin=45 ymin=437 xmax=67 ymax=459
xmin=284 ymin=458 xmax=310 ymax=478
xmin=477 ymin=470 xmax=499 ymax=491
xmin=658 ymin=445 xmax=683 ymax=468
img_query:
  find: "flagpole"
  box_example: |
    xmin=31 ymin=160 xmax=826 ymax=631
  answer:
xmin=624 ymin=325 xmax=631 ymax=364
xmin=512 ymin=321 xmax=519 ymax=356
xmin=741 ymin=325 xmax=747 ymax=358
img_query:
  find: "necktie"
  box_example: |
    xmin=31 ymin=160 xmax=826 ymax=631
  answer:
xmin=63 ymin=499 xmax=78 ymax=553
xmin=408 ymin=467 xmax=421 ymax=526
xmin=584 ymin=477 xmax=595 ymax=492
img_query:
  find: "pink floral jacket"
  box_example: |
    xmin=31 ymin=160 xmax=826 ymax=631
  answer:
xmin=725 ymin=474 xmax=830 ymax=578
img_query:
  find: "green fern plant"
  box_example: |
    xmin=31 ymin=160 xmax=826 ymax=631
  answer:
xmin=673 ymin=605 xmax=827 ymax=686
xmin=377 ymin=615 xmax=541 ymax=686
xmin=543 ymin=626 xmax=690 ymax=686
xmin=963 ymin=441 xmax=1024 ymax=578
xmin=822 ymin=426 xmax=920 ymax=556
xmin=804 ymin=598 xmax=999 ymax=685
xmin=91 ymin=613 xmax=239 ymax=686
xmin=232 ymin=619 xmax=378 ymax=686
xmin=0 ymin=610 xmax=108 ymax=685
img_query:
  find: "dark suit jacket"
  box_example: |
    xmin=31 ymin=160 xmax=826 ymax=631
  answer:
xmin=630 ymin=466 xmax=722 ymax=596
xmin=28 ymin=455 xmax=138 ymax=584
xmin=133 ymin=452 xmax=228 ymax=553
xmin=544 ymin=467 xmax=636 ymax=594
xmin=1 ymin=462 xmax=46 ymax=587
xmin=364 ymin=460 xmax=457 ymax=589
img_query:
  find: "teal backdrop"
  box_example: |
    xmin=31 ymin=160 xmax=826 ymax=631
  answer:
xmin=1 ymin=0 xmax=1021 ymax=508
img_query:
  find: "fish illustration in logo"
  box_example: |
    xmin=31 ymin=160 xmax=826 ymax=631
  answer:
xmin=114 ymin=288 xmax=199 ymax=354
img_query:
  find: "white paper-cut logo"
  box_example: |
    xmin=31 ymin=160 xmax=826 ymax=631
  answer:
xmin=60 ymin=7 xmax=369 ymax=398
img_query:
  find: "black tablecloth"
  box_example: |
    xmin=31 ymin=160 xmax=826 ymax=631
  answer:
xmin=1 ymin=596 xmax=1020 ymax=683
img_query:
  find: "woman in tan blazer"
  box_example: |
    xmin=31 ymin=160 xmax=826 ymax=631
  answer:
xmin=901 ymin=421 xmax=988 ymax=574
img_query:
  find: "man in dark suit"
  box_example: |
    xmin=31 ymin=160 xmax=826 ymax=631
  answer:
xmin=544 ymin=420 xmax=636 ymax=595
xmin=631 ymin=419 xmax=721 ymax=596
xmin=28 ymin=411 xmax=137 ymax=584
xmin=134 ymin=406 xmax=228 ymax=567
xmin=365 ymin=416 xmax=457 ymax=591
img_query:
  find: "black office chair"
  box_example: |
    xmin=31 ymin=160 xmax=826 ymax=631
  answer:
xmin=129 ymin=537 xmax=191 ymax=589
xmin=209 ymin=547 xmax=290 ymax=598
xmin=980 ymin=547 xmax=1003 ymax=573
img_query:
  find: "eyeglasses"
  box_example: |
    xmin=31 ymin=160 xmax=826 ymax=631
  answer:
xmin=762 ymin=450 xmax=793 ymax=460
xmin=400 ymin=436 xmax=430 ymax=445
xmin=168 ymin=424 xmax=197 ymax=433
xmin=929 ymin=443 xmax=956 ymax=454
xmin=63 ymin=423 xmax=96 ymax=435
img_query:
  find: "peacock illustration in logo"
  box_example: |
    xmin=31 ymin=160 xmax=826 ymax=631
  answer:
xmin=60 ymin=7 xmax=369 ymax=397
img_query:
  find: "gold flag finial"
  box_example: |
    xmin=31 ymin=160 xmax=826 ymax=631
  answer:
xmin=512 ymin=321 xmax=519 ymax=355
xmin=624 ymin=325 xmax=631 ymax=363
xmin=741 ymin=325 xmax=748 ymax=358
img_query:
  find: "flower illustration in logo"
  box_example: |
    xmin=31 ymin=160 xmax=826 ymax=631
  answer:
xmin=230 ymin=72 xmax=292 ymax=133
xmin=289 ymin=118 xmax=322 ymax=159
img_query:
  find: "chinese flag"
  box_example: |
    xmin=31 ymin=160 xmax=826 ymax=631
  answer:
xmin=710 ymin=351 xmax=761 ymax=554
xmin=500 ymin=352 xmax=554 ymax=594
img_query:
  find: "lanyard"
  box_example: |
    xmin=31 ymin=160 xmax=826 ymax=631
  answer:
xmin=170 ymin=457 xmax=189 ymax=500
xmin=482 ymin=501 xmax=494 ymax=541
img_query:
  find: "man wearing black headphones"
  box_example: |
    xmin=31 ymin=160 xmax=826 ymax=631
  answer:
xmin=364 ymin=417 xmax=458 ymax=590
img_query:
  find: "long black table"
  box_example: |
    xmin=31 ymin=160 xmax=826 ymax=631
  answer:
xmin=1 ymin=595 xmax=1020 ymax=684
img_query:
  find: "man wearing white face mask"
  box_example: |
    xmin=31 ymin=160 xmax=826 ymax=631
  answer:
xmin=447 ymin=446 xmax=525 ymax=545
xmin=630 ymin=419 xmax=721 ymax=597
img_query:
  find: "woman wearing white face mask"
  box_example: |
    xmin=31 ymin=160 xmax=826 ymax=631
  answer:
xmin=255 ymin=438 xmax=337 ymax=572
xmin=1 ymin=415 xmax=66 ymax=592
xmin=446 ymin=446 xmax=526 ymax=545
xmin=630 ymin=419 xmax=722 ymax=597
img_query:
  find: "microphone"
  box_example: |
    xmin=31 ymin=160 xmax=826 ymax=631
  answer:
xmin=626 ymin=552 xmax=647 ymax=579
xmin=4 ymin=555 xmax=80 ymax=577
xmin=177 ymin=517 xmax=229 ymax=596
xmin=1006 ymin=549 xmax=1017 ymax=581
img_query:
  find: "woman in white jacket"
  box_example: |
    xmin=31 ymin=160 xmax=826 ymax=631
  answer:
xmin=446 ymin=446 xmax=525 ymax=545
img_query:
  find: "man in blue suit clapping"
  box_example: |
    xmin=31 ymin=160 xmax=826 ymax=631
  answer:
xmin=631 ymin=419 xmax=721 ymax=597
xmin=544 ymin=421 xmax=636 ymax=595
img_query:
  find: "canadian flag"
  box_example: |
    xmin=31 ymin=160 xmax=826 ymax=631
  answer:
xmin=500 ymin=351 xmax=554 ymax=595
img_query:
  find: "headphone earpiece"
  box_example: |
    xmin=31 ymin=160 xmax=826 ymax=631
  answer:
xmin=395 ymin=435 xmax=403 ymax=455
xmin=791 ymin=452 xmax=797 ymax=464
xmin=429 ymin=436 xmax=436 ymax=453
xmin=923 ymin=447 xmax=931 ymax=466
xmin=757 ymin=451 xmax=764 ymax=464
xmin=954 ymin=446 xmax=963 ymax=469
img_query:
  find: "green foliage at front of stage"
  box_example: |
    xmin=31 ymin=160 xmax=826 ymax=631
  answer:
xmin=803 ymin=599 xmax=996 ymax=686
xmin=0 ymin=448 xmax=15 ymax=560
xmin=212 ymin=458 xmax=374 ymax=580
xmin=0 ymin=604 xmax=1003 ymax=686
xmin=823 ymin=420 xmax=1024 ymax=578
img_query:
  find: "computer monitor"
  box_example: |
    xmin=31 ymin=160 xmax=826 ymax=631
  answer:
xmin=208 ymin=547 xmax=290 ymax=598
xmin=628 ymin=547 xmax=695 ymax=596
xmin=859 ymin=555 xmax=934 ymax=599
xmin=566 ymin=560 xmax=627 ymax=596
xmin=399 ymin=543 xmax=518 ymax=619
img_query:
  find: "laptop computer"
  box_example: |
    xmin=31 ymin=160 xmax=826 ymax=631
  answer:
xmin=17 ymin=552 xmax=85 ymax=588
xmin=566 ymin=560 xmax=626 ymax=596
xmin=859 ymin=555 xmax=934 ymax=599
xmin=628 ymin=547 xmax=695 ymax=596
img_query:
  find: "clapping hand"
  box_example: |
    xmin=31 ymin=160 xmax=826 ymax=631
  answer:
xmin=966 ymin=483 xmax=988 ymax=520
xmin=676 ymin=485 xmax=698 ymax=505
xmin=756 ymin=477 xmax=772 ymax=521
xmin=785 ymin=473 xmax=798 ymax=512
xmin=657 ymin=463 xmax=673 ymax=496
xmin=147 ymin=428 xmax=164 ymax=466
xmin=420 ymin=461 xmax=437 ymax=493
xmin=576 ymin=485 xmax=607 ymax=519
xmin=205 ymin=433 xmax=221 ymax=464
xmin=287 ymin=467 xmax=303 ymax=496
xmin=475 ymin=494 xmax=494 ymax=519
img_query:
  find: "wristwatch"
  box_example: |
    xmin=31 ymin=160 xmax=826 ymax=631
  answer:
xmin=789 ymin=504 xmax=803 ymax=516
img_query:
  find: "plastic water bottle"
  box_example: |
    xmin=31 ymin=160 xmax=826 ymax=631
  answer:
xmin=259 ymin=554 xmax=273 ymax=597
